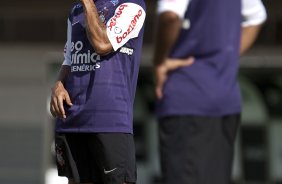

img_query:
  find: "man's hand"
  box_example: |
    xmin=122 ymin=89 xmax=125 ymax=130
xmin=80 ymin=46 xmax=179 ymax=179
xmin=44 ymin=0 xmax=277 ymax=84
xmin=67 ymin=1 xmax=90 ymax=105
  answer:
xmin=155 ymin=57 xmax=194 ymax=99
xmin=50 ymin=81 xmax=73 ymax=119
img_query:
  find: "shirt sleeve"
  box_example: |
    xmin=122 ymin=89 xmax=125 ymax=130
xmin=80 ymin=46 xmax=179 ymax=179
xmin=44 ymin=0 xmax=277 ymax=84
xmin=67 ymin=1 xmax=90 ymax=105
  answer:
xmin=157 ymin=0 xmax=190 ymax=19
xmin=62 ymin=19 xmax=72 ymax=66
xmin=106 ymin=3 xmax=146 ymax=51
xmin=241 ymin=0 xmax=267 ymax=27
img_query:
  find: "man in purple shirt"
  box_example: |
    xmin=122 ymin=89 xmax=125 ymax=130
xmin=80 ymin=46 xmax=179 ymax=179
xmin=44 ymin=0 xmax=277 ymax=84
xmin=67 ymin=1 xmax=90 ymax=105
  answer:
xmin=49 ymin=0 xmax=146 ymax=183
xmin=153 ymin=0 xmax=267 ymax=183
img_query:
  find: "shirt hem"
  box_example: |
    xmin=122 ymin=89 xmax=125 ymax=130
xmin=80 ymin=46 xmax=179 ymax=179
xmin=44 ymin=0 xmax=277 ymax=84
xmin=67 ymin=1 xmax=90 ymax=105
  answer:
xmin=157 ymin=109 xmax=242 ymax=119
xmin=55 ymin=128 xmax=133 ymax=134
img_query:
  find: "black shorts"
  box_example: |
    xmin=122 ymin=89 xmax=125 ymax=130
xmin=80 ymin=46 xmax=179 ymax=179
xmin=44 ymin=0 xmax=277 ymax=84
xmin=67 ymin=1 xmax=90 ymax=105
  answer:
xmin=55 ymin=133 xmax=136 ymax=184
xmin=159 ymin=114 xmax=240 ymax=184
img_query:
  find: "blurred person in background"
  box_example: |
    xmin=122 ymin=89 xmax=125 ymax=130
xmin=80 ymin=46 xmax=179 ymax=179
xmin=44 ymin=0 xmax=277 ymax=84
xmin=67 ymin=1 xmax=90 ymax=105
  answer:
xmin=49 ymin=0 xmax=146 ymax=184
xmin=153 ymin=0 xmax=267 ymax=184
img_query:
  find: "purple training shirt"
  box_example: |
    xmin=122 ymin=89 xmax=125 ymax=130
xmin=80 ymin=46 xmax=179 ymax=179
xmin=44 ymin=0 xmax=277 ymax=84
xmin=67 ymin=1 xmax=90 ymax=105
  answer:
xmin=56 ymin=0 xmax=146 ymax=133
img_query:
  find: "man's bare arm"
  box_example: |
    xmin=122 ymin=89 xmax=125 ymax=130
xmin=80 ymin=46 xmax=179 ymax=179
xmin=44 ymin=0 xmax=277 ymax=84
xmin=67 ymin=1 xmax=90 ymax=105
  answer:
xmin=240 ymin=24 xmax=263 ymax=55
xmin=56 ymin=65 xmax=71 ymax=83
xmin=50 ymin=65 xmax=72 ymax=119
xmin=80 ymin=0 xmax=113 ymax=55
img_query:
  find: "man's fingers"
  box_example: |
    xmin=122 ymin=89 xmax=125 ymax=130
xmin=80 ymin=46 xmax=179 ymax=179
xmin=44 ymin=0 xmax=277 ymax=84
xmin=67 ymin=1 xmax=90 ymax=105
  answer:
xmin=166 ymin=57 xmax=194 ymax=70
xmin=156 ymin=86 xmax=163 ymax=100
xmin=183 ymin=56 xmax=194 ymax=66
xmin=154 ymin=65 xmax=169 ymax=100
xmin=64 ymin=93 xmax=73 ymax=106
xmin=50 ymin=82 xmax=71 ymax=119
xmin=58 ymin=96 xmax=66 ymax=119
xmin=52 ymin=96 xmax=65 ymax=119
xmin=50 ymin=95 xmax=69 ymax=119
xmin=50 ymin=104 xmax=57 ymax=118
xmin=52 ymin=96 xmax=61 ymax=116
xmin=155 ymin=74 xmax=165 ymax=100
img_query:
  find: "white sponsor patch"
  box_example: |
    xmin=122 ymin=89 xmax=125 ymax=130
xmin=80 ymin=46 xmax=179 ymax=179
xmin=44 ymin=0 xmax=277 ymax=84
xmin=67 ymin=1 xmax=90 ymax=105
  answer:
xmin=120 ymin=47 xmax=134 ymax=56
xmin=106 ymin=3 xmax=146 ymax=51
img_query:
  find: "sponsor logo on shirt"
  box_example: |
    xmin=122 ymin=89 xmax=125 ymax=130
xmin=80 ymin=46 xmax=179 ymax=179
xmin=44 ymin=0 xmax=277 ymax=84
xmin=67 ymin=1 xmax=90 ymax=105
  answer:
xmin=55 ymin=144 xmax=65 ymax=167
xmin=99 ymin=7 xmax=109 ymax=23
xmin=64 ymin=44 xmax=67 ymax=54
xmin=71 ymin=63 xmax=100 ymax=72
xmin=116 ymin=9 xmax=143 ymax=44
xmin=110 ymin=0 xmax=119 ymax=6
xmin=70 ymin=41 xmax=101 ymax=72
xmin=71 ymin=21 xmax=80 ymax=26
xmin=120 ymin=47 xmax=134 ymax=56
xmin=114 ymin=27 xmax=122 ymax=34
xmin=182 ymin=19 xmax=190 ymax=30
xmin=72 ymin=3 xmax=82 ymax=13
xmin=108 ymin=4 xmax=128 ymax=31
xmin=106 ymin=3 xmax=145 ymax=51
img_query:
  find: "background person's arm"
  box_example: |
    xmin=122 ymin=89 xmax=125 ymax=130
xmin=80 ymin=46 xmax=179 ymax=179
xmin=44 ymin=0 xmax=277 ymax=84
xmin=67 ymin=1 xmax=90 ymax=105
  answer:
xmin=153 ymin=11 xmax=182 ymax=66
xmin=240 ymin=25 xmax=263 ymax=55
xmin=153 ymin=0 xmax=190 ymax=66
xmin=153 ymin=0 xmax=193 ymax=99
xmin=240 ymin=0 xmax=267 ymax=55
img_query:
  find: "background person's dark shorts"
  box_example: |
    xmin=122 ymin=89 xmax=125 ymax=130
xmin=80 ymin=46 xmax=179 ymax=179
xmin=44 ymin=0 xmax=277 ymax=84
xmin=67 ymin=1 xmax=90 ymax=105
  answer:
xmin=159 ymin=114 xmax=240 ymax=184
xmin=55 ymin=133 xmax=136 ymax=184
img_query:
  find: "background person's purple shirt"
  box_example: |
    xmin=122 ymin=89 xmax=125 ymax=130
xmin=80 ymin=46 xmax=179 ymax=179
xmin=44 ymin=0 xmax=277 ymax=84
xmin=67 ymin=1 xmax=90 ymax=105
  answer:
xmin=156 ymin=0 xmax=242 ymax=117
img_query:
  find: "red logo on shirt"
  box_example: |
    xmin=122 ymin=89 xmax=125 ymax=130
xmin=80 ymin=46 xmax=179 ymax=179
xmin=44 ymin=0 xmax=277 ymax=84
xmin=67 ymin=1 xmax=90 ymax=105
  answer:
xmin=108 ymin=4 xmax=128 ymax=31
xmin=116 ymin=9 xmax=143 ymax=44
